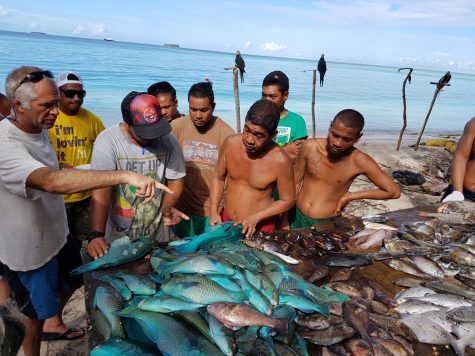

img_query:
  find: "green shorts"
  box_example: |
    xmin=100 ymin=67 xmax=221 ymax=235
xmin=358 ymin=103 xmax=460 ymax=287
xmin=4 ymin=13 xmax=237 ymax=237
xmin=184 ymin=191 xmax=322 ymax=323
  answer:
xmin=173 ymin=214 xmax=210 ymax=238
xmin=289 ymin=207 xmax=335 ymax=229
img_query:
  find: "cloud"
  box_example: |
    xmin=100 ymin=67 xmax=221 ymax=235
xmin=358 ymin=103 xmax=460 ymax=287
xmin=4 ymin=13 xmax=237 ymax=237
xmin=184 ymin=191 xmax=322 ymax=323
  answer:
xmin=261 ymin=41 xmax=287 ymax=52
xmin=73 ymin=22 xmax=106 ymax=36
xmin=0 ymin=6 xmax=8 ymax=17
xmin=30 ymin=22 xmax=38 ymax=29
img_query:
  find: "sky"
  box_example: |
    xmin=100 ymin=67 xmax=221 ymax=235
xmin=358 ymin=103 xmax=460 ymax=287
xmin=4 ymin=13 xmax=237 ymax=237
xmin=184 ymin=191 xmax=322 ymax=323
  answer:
xmin=1 ymin=0 xmax=475 ymax=72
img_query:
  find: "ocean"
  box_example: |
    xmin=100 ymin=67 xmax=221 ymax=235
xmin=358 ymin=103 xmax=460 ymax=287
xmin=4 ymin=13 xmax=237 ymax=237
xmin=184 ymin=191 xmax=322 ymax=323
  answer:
xmin=1 ymin=30 xmax=474 ymax=136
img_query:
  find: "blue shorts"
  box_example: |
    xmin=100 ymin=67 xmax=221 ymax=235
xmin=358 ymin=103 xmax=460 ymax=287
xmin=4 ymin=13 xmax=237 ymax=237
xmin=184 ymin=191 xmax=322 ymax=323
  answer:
xmin=4 ymin=257 xmax=70 ymax=320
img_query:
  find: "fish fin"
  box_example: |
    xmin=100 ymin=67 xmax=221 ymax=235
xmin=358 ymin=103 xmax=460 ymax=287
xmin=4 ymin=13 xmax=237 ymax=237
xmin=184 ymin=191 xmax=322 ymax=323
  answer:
xmin=110 ymin=236 xmax=131 ymax=247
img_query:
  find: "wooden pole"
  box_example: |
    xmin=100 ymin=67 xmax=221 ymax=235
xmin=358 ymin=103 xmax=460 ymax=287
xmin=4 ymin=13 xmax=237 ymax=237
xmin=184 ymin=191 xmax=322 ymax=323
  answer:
xmin=311 ymin=70 xmax=317 ymax=138
xmin=414 ymin=87 xmax=439 ymax=151
xmin=396 ymin=68 xmax=413 ymax=151
xmin=233 ymin=68 xmax=241 ymax=133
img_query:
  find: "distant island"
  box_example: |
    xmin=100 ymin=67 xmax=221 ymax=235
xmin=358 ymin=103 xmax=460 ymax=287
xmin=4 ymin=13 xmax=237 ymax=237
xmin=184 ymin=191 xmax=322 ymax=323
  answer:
xmin=30 ymin=31 xmax=47 ymax=35
xmin=104 ymin=38 xmax=114 ymax=42
xmin=164 ymin=44 xmax=180 ymax=48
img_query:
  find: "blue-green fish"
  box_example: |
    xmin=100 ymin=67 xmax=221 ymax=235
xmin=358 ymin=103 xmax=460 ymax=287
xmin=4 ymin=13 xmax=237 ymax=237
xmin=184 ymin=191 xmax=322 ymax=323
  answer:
xmin=172 ymin=311 xmax=214 ymax=344
xmin=98 ymin=275 xmax=133 ymax=301
xmin=243 ymin=269 xmax=279 ymax=306
xmin=279 ymin=292 xmax=329 ymax=315
xmin=260 ymin=304 xmax=297 ymax=337
xmin=159 ymin=254 xmax=235 ymax=277
xmin=71 ymin=236 xmax=154 ymax=275
xmin=90 ymin=309 xmax=111 ymax=342
xmin=117 ymin=307 xmax=221 ymax=355
xmin=208 ymin=314 xmax=237 ymax=356
xmin=244 ymin=288 xmax=273 ymax=315
xmin=263 ymin=263 xmax=284 ymax=289
xmin=280 ymin=276 xmax=349 ymax=304
xmin=93 ymin=286 xmax=125 ymax=338
xmin=207 ymin=275 xmax=242 ymax=292
xmin=214 ymin=251 xmax=263 ymax=273
xmin=161 ymin=275 xmax=244 ymax=304
xmin=90 ymin=338 xmax=157 ymax=356
xmin=123 ymin=318 xmax=157 ymax=349
xmin=174 ymin=222 xmax=242 ymax=254
xmin=292 ymin=332 xmax=309 ymax=356
xmin=114 ymin=272 xmax=157 ymax=296
xmin=235 ymin=269 xmax=272 ymax=314
xmin=138 ymin=295 xmax=205 ymax=313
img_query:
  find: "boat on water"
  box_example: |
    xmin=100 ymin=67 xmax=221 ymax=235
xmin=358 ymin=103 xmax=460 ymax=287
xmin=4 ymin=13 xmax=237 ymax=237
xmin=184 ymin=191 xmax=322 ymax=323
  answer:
xmin=30 ymin=31 xmax=47 ymax=35
xmin=164 ymin=43 xmax=180 ymax=48
xmin=103 ymin=38 xmax=114 ymax=42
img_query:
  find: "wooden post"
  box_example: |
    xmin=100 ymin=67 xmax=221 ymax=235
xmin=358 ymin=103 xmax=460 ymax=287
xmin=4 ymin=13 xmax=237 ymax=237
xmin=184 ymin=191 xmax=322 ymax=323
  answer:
xmin=311 ymin=70 xmax=317 ymax=138
xmin=414 ymin=87 xmax=439 ymax=151
xmin=233 ymin=68 xmax=241 ymax=133
xmin=396 ymin=68 xmax=413 ymax=151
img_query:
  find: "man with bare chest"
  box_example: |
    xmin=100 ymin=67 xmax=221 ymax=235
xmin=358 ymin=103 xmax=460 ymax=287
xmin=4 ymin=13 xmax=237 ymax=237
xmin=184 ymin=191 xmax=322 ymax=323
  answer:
xmin=209 ymin=100 xmax=295 ymax=237
xmin=289 ymin=109 xmax=400 ymax=229
xmin=442 ymin=116 xmax=475 ymax=202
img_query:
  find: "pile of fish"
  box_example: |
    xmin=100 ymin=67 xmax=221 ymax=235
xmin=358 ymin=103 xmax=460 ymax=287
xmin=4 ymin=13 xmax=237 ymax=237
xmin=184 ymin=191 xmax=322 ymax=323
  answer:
xmin=371 ymin=202 xmax=475 ymax=288
xmin=296 ymin=267 xmax=423 ymax=356
xmin=89 ymin=222 xmax=356 ymax=355
xmin=393 ymin=282 xmax=475 ymax=355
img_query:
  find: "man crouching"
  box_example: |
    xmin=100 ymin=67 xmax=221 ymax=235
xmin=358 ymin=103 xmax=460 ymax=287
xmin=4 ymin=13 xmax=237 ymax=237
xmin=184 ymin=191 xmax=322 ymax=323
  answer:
xmin=209 ymin=100 xmax=295 ymax=237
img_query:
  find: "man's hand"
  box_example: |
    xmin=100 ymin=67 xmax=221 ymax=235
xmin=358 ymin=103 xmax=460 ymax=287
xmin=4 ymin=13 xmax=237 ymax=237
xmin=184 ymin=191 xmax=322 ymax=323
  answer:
xmin=127 ymin=172 xmax=174 ymax=204
xmin=236 ymin=214 xmax=260 ymax=238
xmin=163 ymin=206 xmax=189 ymax=226
xmin=442 ymin=190 xmax=464 ymax=203
xmin=283 ymin=140 xmax=303 ymax=162
xmin=335 ymin=194 xmax=351 ymax=215
xmin=87 ymin=237 xmax=110 ymax=260
xmin=209 ymin=210 xmax=223 ymax=226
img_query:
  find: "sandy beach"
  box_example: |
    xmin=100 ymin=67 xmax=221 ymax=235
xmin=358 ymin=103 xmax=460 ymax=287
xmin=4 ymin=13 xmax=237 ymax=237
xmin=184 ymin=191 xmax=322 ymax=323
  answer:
xmin=26 ymin=132 xmax=458 ymax=355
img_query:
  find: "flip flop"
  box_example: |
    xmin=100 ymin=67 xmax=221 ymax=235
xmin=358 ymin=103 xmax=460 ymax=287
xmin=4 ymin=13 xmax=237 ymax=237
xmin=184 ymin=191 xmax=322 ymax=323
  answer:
xmin=41 ymin=326 xmax=85 ymax=341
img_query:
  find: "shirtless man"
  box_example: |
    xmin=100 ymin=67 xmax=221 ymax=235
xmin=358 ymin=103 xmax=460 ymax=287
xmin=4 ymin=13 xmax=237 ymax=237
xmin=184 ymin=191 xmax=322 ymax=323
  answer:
xmin=209 ymin=99 xmax=295 ymax=237
xmin=442 ymin=116 xmax=475 ymax=202
xmin=289 ymin=109 xmax=400 ymax=229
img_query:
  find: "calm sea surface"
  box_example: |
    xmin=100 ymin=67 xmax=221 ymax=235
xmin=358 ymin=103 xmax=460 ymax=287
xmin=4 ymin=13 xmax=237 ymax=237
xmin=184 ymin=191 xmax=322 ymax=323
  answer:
xmin=1 ymin=30 xmax=474 ymax=135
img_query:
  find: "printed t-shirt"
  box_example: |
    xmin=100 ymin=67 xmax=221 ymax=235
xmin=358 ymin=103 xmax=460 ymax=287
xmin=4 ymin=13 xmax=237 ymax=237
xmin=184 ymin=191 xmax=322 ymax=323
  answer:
xmin=48 ymin=107 xmax=105 ymax=203
xmin=275 ymin=111 xmax=308 ymax=145
xmin=91 ymin=124 xmax=185 ymax=240
xmin=171 ymin=116 xmax=235 ymax=216
xmin=0 ymin=120 xmax=68 ymax=271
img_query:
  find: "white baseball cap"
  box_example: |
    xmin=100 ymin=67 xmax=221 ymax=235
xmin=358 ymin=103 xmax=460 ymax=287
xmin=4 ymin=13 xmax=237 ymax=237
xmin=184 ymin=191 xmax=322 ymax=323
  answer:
xmin=56 ymin=71 xmax=83 ymax=88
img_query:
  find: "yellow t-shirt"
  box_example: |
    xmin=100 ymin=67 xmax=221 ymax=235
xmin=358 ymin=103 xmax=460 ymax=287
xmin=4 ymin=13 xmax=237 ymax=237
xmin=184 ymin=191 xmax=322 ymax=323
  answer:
xmin=48 ymin=107 xmax=105 ymax=203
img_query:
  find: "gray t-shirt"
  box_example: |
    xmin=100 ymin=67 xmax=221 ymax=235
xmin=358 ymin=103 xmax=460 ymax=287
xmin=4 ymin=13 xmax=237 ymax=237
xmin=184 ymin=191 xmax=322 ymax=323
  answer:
xmin=0 ymin=120 xmax=68 ymax=271
xmin=91 ymin=124 xmax=185 ymax=241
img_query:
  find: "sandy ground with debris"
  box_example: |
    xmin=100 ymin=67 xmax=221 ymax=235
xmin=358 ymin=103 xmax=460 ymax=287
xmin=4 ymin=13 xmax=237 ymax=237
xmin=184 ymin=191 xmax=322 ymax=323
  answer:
xmin=25 ymin=131 xmax=457 ymax=355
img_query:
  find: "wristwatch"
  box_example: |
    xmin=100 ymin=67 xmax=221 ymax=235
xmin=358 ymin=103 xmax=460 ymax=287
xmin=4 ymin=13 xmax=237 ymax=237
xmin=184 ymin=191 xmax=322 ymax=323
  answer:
xmin=86 ymin=231 xmax=105 ymax=242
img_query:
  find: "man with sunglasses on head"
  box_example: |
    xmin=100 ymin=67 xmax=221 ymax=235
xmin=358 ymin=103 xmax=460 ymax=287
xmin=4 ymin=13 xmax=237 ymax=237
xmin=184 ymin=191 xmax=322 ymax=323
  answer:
xmin=0 ymin=66 xmax=171 ymax=356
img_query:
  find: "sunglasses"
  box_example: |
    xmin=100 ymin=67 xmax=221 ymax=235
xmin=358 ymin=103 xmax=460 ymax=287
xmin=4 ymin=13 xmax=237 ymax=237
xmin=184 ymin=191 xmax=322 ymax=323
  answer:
xmin=61 ymin=89 xmax=86 ymax=99
xmin=15 ymin=70 xmax=54 ymax=91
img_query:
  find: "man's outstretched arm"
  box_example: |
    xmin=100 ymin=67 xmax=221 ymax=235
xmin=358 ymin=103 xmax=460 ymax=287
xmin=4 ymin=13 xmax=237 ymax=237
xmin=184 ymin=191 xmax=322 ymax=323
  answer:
xmin=335 ymin=154 xmax=400 ymax=214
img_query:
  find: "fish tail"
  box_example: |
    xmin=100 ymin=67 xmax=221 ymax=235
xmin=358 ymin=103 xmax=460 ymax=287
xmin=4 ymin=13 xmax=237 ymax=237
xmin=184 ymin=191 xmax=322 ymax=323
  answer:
xmin=70 ymin=261 xmax=99 ymax=275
